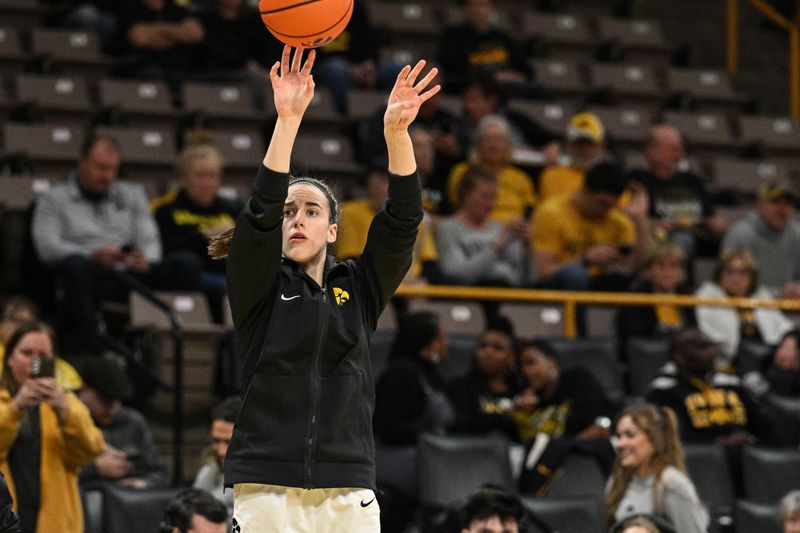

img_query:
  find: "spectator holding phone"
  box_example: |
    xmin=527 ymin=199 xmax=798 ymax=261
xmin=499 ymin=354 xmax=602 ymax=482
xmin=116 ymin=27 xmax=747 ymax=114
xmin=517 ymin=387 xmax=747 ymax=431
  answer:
xmin=0 ymin=322 xmax=104 ymax=533
xmin=77 ymin=357 xmax=168 ymax=490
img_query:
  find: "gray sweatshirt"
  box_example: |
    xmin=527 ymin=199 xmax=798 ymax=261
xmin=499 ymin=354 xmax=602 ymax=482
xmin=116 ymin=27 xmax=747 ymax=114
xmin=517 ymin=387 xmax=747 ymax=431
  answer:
xmin=610 ymin=466 xmax=709 ymax=533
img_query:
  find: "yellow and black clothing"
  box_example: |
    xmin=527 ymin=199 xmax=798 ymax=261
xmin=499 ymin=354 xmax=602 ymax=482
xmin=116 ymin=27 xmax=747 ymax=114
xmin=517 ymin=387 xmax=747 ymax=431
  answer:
xmin=646 ymin=366 xmax=774 ymax=444
xmin=437 ymin=23 xmax=528 ymax=84
xmin=448 ymin=366 xmax=522 ymax=442
xmin=447 ymin=162 xmax=536 ymax=223
xmin=512 ymin=367 xmax=613 ymax=444
xmin=0 ymin=389 xmax=104 ymax=533
xmin=532 ymin=194 xmax=635 ymax=276
xmin=152 ymin=188 xmax=241 ymax=273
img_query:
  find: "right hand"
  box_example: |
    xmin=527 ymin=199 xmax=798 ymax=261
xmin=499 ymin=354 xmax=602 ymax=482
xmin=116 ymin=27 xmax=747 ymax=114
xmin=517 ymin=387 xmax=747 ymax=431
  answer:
xmin=12 ymin=380 xmax=43 ymax=411
xmin=270 ymin=45 xmax=316 ymax=120
xmin=583 ymin=244 xmax=620 ymax=266
xmin=91 ymin=245 xmax=126 ymax=267
xmin=95 ymin=447 xmax=133 ymax=480
xmin=774 ymin=335 xmax=800 ymax=370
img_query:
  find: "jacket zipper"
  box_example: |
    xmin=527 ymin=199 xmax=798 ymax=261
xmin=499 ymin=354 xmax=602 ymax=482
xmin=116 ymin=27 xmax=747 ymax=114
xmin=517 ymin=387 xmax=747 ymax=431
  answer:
xmin=304 ymin=286 xmax=328 ymax=488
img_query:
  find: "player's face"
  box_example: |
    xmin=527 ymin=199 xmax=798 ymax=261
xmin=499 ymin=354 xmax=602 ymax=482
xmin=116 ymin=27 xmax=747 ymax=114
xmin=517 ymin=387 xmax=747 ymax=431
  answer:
xmin=282 ymin=184 xmax=337 ymax=266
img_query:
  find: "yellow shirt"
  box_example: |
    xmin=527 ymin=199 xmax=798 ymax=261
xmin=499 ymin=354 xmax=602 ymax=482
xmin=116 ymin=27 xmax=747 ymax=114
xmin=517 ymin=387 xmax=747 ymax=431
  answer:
xmin=532 ymin=195 xmax=636 ymax=276
xmin=335 ymin=199 xmax=438 ymax=280
xmin=447 ymin=162 xmax=536 ymax=223
xmin=538 ymin=165 xmax=586 ymax=203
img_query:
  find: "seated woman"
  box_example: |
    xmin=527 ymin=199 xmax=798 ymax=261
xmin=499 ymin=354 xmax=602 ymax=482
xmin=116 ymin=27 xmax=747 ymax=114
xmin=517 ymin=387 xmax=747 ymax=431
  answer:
xmin=606 ymin=404 xmax=708 ymax=533
xmin=151 ymin=132 xmax=241 ymax=323
xmin=696 ymin=248 xmax=794 ymax=369
xmin=782 ymin=490 xmax=800 ymax=533
xmin=436 ymin=165 xmax=530 ymax=287
xmin=0 ymin=322 xmax=104 ymax=533
xmin=616 ymin=243 xmax=694 ymax=356
xmin=448 ymin=317 xmax=522 ymax=441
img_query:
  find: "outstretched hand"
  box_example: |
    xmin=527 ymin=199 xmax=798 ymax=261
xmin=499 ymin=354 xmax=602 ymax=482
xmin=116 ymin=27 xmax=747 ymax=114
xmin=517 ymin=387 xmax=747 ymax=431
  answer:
xmin=384 ymin=60 xmax=440 ymax=133
xmin=270 ymin=45 xmax=316 ymax=120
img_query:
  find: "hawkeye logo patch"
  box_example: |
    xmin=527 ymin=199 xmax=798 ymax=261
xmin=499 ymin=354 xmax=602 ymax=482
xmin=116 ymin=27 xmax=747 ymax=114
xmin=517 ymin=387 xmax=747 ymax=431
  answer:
xmin=333 ymin=287 xmax=350 ymax=306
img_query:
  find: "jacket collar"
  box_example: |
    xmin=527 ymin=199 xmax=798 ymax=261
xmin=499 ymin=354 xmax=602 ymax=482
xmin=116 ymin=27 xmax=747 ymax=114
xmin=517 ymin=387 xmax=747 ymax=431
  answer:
xmin=282 ymin=253 xmax=348 ymax=288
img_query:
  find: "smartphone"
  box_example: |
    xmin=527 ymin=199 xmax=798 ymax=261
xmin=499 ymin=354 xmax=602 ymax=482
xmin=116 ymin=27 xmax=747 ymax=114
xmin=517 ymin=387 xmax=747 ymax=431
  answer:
xmin=30 ymin=356 xmax=55 ymax=379
xmin=618 ymin=244 xmax=634 ymax=255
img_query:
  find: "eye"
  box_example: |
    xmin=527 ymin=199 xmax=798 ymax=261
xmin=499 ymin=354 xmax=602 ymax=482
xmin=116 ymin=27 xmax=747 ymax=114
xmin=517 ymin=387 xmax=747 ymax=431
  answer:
xmin=283 ymin=208 xmax=295 ymax=217
xmin=307 ymin=209 xmax=319 ymax=217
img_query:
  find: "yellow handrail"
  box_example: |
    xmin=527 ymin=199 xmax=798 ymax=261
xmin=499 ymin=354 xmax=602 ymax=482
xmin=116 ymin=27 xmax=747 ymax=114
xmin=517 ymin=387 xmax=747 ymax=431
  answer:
xmin=394 ymin=283 xmax=800 ymax=338
xmin=727 ymin=0 xmax=800 ymax=117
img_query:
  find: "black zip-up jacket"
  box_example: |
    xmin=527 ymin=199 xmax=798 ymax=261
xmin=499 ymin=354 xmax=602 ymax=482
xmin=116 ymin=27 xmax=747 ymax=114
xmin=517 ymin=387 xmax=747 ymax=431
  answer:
xmin=224 ymin=165 xmax=422 ymax=490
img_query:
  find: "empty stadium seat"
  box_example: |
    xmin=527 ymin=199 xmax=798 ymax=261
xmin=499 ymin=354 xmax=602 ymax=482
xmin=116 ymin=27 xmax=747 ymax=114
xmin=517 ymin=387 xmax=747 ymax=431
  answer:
xmin=739 ymin=115 xmax=800 ymax=157
xmin=742 ymin=446 xmax=800 ymax=503
xmin=3 ymin=122 xmax=85 ymax=176
xmin=588 ymin=63 xmax=665 ymax=113
xmin=417 ymin=433 xmax=514 ymax=509
xmin=81 ymin=487 xmax=104 ymax=533
xmin=94 ymin=125 xmax=175 ymax=192
xmin=666 ymin=67 xmax=746 ymax=114
xmin=597 ymin=17 xmax=673 ymax=65
xmin=530 ymin=59 xmax=588 ymax=104
xmin=523 ymin=12 xmax=596 ymax=62
xmin=625 ymin=337 xmax=670 ymax=397
xmin=522 ymin=496 xmax=605 ymax=533
xmin=99 ymin=78 xmax=178 ymax=129
xmin=506 ymin=101 xmax=577 ymax=138
xmin=182 ymin=81 xmax=270 ymax=130
xmin=192 ymin=128 xmax=264 ymax=188
xmin=683 ymin=444 xmax=735 ymax=531
xmin=291 ymin=133 xmax=363 ymax=178
xmin=548 ymin=338 xmax=624 ymax=402
xmin=31 ymin=28 xmax=109 ymax=80
xmin=0 ymin=0 xmax=42 ymax=29
xmin=15 ymin=73 xmax=95 ymax=128
xmin=734 ymin=500 xmax=781 ymax=533
xmin=663 ymin=110 xmax=739 ymax=157
xmin=0 ymin=175 xmax=52 ymax=210
xmin=369 ymin=1 xmax=439 ymax=49
xmin=710 ymin=158 xmax=789 ymax=199
xmin=586 ymin=105 xmax=655 ymax=151
xmin=498 ymin=302 xmax=565 ymax=339
xmin=406 ymin=299 xmax=486 ymax=335
xmin=737 ymin=340 xmax=772 ymax=375
xmin=763 ymin=393 xmax=800 ymax=446
xmin=101 ymin=486 xmax=181 ymax=533
xmin=302 ymin=88 xmax=344 ymax=132
xmin=0 ymin=26 xmax=26 ymax=77
xmin=543 ymin=452 xmax=607 ymax=500
xmin=347 ymin=89 xmax=388 ymax=122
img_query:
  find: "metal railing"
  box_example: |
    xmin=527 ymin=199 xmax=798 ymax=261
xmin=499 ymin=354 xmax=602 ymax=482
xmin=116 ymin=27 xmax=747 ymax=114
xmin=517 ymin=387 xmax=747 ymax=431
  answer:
xmin=395 ymin=283 xmax=800 ymax=338
xmin=726 ymin=0 xmax=800 ymax=117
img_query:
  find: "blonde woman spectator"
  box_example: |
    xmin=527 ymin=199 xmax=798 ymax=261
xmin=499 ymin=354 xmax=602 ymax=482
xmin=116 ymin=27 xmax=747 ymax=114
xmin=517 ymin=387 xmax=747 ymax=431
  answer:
xmin=782 ymin=490 xmax=800 ymax=533
xmin=606 ymin=404 xmax=708 ymax=533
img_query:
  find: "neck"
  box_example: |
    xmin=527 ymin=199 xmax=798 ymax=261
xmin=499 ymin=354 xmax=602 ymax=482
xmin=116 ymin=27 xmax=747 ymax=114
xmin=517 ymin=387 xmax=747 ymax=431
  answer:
xmin=303 ymin=250 xmax=327 ymax=287
xmin=457 ymin=210 xmax=488 ymax=228
xmin=487 ymin=374 xmax=508 ymax=394
xmin=634 ymin=463 xmax=655 ymax=480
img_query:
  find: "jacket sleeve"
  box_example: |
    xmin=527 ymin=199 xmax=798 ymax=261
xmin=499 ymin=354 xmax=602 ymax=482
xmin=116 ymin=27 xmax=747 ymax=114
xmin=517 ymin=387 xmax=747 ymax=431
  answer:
xmin=354 ymin=171 xmax=423 ymax=331
xmin=59 ymin=393 xmax=105 ymax=471
xmin=31 ymin=193 xmax=88 ymax=264
xmin=226 ymin=165 xmax=288 ymax=328
xmin=0 ymin=392 xmax=21 ymax=462
xmin=661 ymin=469 xmax=710 ymax=533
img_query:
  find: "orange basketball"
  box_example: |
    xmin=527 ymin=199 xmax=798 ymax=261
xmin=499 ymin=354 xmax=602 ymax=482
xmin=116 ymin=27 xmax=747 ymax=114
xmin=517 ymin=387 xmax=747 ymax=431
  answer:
xmin=259 ymin=0 xmax=354 ymax=49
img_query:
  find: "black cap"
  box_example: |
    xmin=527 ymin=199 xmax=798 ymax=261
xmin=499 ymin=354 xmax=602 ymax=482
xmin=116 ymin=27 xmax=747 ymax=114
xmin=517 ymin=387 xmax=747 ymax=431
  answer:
xmin=81 ymin=356 xmax=134 ymax=401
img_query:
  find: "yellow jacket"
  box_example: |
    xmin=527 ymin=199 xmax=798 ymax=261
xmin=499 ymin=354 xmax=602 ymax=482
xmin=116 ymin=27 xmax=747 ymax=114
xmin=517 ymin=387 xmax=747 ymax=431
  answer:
xmin=0 ymin=388 xmax=105 ymax=533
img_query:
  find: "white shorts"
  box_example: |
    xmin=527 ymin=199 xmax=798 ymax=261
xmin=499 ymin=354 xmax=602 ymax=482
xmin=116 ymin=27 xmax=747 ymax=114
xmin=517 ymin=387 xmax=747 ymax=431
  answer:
xmin=232 ymin=483 xmax=381 ymax=533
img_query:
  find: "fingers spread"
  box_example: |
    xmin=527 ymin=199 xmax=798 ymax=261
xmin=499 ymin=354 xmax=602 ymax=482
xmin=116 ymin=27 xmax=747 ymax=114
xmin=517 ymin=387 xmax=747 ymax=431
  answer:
xmin=406 ymin=59 xmax=426 ymax=86
xmin=281 ymin=45 xmax=291 ymax=76
xmin=291 ymin=46 xmax=305 ymax=72
xmin=419 ymin=84 xmax=441 ymax=104
xmin=415 ymin=67 xmax=438 ymax=92
xmin=301 ymin=49 xmax=316 ymax=75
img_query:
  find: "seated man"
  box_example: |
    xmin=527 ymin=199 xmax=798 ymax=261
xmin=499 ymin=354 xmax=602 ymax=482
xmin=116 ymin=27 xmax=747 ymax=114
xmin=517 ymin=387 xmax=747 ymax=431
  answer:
xmin=78 ymin=357 xmax=168 ymax=489
xmin=459 ymin=485 xmax=525 ymax=533
xmin=193 ymin=396 xmax=240 ymax=515
xmin=646 ymin=328 xmax=775 ymax=446
xmin=31 ymin=134 xmax=201 ymax=353
xmin=160 ymin=489 xmax=227 ymax=533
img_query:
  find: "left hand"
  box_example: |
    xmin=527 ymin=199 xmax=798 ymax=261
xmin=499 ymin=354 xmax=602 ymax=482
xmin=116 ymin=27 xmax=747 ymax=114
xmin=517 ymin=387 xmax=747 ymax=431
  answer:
xmin=32 ymin=378 xmax=69 ymax=419
xmin=125 ymin=249 xmax=150 ymax=272
xmin=384 ymin=60 xmax=440 ymax=134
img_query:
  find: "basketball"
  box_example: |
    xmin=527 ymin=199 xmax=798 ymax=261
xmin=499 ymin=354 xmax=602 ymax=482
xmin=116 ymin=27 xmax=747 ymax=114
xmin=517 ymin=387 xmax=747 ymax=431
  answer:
xmin=259 ymin=0 xmax=354 ymax=49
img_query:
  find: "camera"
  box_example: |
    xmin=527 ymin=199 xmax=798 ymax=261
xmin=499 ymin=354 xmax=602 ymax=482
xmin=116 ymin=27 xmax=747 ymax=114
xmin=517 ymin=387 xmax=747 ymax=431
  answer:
xmin=30 ymin=356 xmax=55 ymax=379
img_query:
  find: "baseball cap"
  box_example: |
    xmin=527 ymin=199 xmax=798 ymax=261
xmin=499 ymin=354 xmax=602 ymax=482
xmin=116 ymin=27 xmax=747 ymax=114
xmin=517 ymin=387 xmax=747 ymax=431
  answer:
xmin=758 ymin=180 xmax=797 ymax=202
xmin=81 ymin=356 xmax=134 ymax=401
xmin=566 ymin=112 xmax=605 ymax=143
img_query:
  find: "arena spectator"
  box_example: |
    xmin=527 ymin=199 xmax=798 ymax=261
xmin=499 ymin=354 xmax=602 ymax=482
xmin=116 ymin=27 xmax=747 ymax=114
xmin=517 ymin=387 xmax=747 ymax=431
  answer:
xmin=59 ymin=0 xmax=120 ymax=53
xmin=77 ymin=356 xmax=168 ymax=490
xmin=765 ymin=330 xmax=800 ymax=396
xmin=410 ymin=126 xmax=447 ymax=216
xmin=438 ymin=0 xmax=528 ymax=90
xmin=159 ymin=488 xmax=227 ymax=533
xmin=116 ymin=0 xmax=204 ymax=87
xmin=0 ymin=472 xmax=19 ymax=533
xmin=616 ymin=243 xmax=695 ymax=356
xmin=449 ymin=317 xmax=521 ymax=441
xmin=721 ymin=180 xmax=800 ymax=297
xmin=613 ymin=516 xmax=664 ymax=533
xmin=195 ymin=0 xmax=282 ymax=109
xmin=0 ymin=322 xmax=104 ymax=533
xmin=646 ymin=328 xmax=775 ymax=446
xmin=437 ymin=166 xmax=530 ymax=287
xmin=447 ymin=114 xmax=537 ymax=223
xmin=0 ymin=297 xmax=82 ymax=392
xmin=695 ymin=248 xmax=794 ymax=367
xmin=605 ymin=404 xmax=708 ymax=533
xmin=458 ymin=485 xmax=525 ymax=533
xmin=628 ymin=124 xmax=727 ymax=263
xmin=782 ymin=490 xmax=800 ymax=533
xmin=313 ymin=0 xmax=400 ymax=114
xmin=537 ymin=112 xmax=609 ymax=202
xmin=31 ymin=134 xmax=201 ymax=354
xmin=193 ymin=396 xmax=240 ymax=515
xmin=151 ymin=132 xmax=241 ymax=323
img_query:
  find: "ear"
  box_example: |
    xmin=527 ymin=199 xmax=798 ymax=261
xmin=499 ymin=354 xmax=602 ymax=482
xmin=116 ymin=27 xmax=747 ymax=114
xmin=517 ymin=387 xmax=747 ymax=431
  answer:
xmin=327 ymin=223 xmax=338 ymax=245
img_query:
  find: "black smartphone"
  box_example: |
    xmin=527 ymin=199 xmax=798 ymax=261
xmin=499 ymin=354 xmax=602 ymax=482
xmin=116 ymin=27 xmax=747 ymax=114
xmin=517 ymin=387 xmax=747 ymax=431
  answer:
xmin=30 ymin=356 xmax=55 ymax=378
xmin=618 ymin=244 xmax=634 ymax=255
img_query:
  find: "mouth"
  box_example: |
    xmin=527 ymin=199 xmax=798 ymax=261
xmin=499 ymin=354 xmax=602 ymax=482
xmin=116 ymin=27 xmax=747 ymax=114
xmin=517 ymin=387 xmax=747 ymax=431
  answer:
xmin=289 ymin=232 xmax=307 ymax=243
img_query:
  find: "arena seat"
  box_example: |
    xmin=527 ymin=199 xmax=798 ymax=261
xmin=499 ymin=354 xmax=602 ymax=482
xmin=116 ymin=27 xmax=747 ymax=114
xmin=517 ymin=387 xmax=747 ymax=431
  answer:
xmin=742 ymin=446 xmax=800 ymax=503
xmin=499 ymin=302 xmax=565 ymax=339
xmin=683 ymin=443 xmax=735 ymax=533
xmin=99 ymin=78 xmax=178 ymax=130
xmin=31 ymin=28 xmax=109 ymax=80
xmin=522 ymin=496 xmax=605 ymax=533
xmin=625 ymin=336 xmax=670 ymax=397
xmin=302 ymin=88 xmax=344 ymax=133
xmin=763 ymin=393 xmax=800 ymax=447
xmin=182 ymin=80 xmax=270 ymax=130
xmin=547 ymin=337 xmax=624 ymax=402
xmin=588 ymin=63 xmax=665 ymax=114
xmin=530 ymin=59 xmax=589 ymax=104
xmin=191 ymin=127 xmax=264 ymax=189
xmin=346 ymin=89 xmax=387 ymax=122
xmin=291 ymin=133 xmax=364 ymax=179
xmin=663 ymin=110 xmax=739 ymax=158
xmin=101 ymin=485 xmax=181 ymax=533
xmin=666 ymin=67 xmax=746 ymax=115
xmin=0 ymin=0 xmax=41 ymax=29
xmin=0 ymin=175 xmax=52 ymax=210
xmin=0 ymin=26 xmax=27 ymax=77
xmin=369 ymin=1 xmax=440 ymax=50
xmin=596 ymin=17 xmax=673 ymax=66
xmin=522 ymin=12 xmax=596 ymax=63
xmin=506 ymin=100 xmax=577 ymax=138
xmin=738 ymin=115 xmax=800 ymax=158
xmin=586 ymin=105 xmax=655 ymax=152
xmin=437 ymin=333 xmax=478 ymax=382
xmin=15 ymin=73 xmax=95 ymax=129
xmin=406 ymin=299 xmax=486 ymax=335
xmin=734 ymin=500 xmax=781 ymax=533
xmin=3 ymin=122 xmax=85 ymax=176
xmin=710 ymin=158 xmax=789 ymax=199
